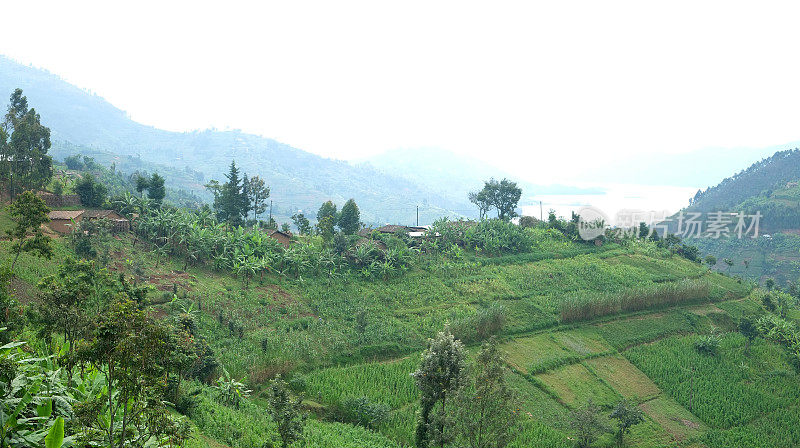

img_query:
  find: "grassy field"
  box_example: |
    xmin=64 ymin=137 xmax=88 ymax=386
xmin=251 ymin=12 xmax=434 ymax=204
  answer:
xmin=8 ymin=222 xmax=792 ymax=447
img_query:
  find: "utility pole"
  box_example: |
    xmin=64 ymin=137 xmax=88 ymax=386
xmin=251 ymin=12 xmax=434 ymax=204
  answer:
xmin=540 ymin=200 xmax=543 ymax=221
xmin=269 ymin=200 xmax=273 ymax=223
xmin=416 ymin=206 xmax=419 ymax=227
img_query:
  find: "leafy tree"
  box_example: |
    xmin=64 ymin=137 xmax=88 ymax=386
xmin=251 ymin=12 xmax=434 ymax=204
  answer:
xmin=33 ymin=258 xmax=102 ymax=377
xmin=518 ymin=215 xmax=538 ymax=228
xmin=411 ymin=327 xmax=466 ymax=448
xmin=64 ymin=154 xmax=85 ymax=170
xmin=1 ymin=89 xmax=53 ymax=198
xmin=246 ymin=175 xmax=270 ymax=221
xmin=739 ymin=317 xmax=758 ymax=355
xmin=75 ymin=298 xmax=189 ymax=447
xmin=570 ymin=399 xmax=606 ymax=448
xmin=492 ymin=178 xmax=521 ymax=220
xmin=291 ymin=213 xmax=312 ymax=235
xmin=450 ymin=338 xmax=519 ymax=448
xmin=765 ymin=278 xmax=775 ymax=291
xmin=338 ymin=198 xmax=361 ymax=235
xmin=69 ymin=218 xmax=112 ymax=262
xmin=316 ymin=201 xmax=338 ymax=243
xmin=147 ymin=173 xmax=165 ymax=205
xmin=468 ymin=189 xmax=492 ymax=219
xmin=694 ymin=330 xmax=721 ymax=356
xmin=609 ymin=399 xmax=644 ymax=446
xmin=6 ymin=191 xmax=53 ymax=273
xmin=471 ymin=178 xmax=522 ymax=221
xmin=339 ymin=396 xmax=390 ymax=429
xmin=704 ymin=255 xmax=717 ymax=267
xmin=280 ymin=222 xmax=291 ymax=233
xmin=212 ymin=368 xmax=251 ymax=408
xmin=268 ymin=374 xmax=306 ymax=448
xmin=74 ymin=173 xmax=108 ymax=208
xmin=52 ymin=181 xmax=63 ymax=197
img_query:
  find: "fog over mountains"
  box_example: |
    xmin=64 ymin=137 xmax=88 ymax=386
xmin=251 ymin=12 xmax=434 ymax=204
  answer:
xmin=1 ymin=55 xmax=792 ymax=224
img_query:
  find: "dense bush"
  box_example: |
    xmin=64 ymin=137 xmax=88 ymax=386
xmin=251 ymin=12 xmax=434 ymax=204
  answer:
xmin=429 ymin=218 xmax=535 ymax=255
xmin=336 ymin=396 xmax=391 ymax=429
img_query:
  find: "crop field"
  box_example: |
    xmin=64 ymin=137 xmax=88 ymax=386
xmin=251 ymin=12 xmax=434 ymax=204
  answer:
xmin=303 ymin=356 xmax=420 ymax=409
xmin=594 ymin=310 xmax=705 ymax=349
xmin=625 ymin=333 xmax=800 ymax=435
xmin=704 ymin=406 xmax=800 ymax=448
xmin=1 ymin=222 xmax=776 ymax=448
xmin=500 ymin=328 xmax=611 ymax=374
xmin=639 ymin=397 xmax=707 ymax=442
xmin=535 ymin=363 xmax=621 ymax=408
xmin=583 ymin=355 xmax=661 ymax=402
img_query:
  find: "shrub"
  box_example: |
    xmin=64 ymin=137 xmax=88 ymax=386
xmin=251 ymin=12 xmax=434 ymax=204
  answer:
xmin=694 ymin=331 xmax=721 ymax=356
xmin=337 ymin=396 xmax=390 ymax=429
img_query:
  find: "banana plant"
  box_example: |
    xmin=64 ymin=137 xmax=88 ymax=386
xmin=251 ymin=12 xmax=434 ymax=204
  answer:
xmin=1 ymin=337 xmax=73 ymax=448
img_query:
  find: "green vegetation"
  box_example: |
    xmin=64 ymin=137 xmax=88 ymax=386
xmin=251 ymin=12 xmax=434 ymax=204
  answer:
xmin=1 ymin=96 xmax=797 ymax=448
xmin=0 ymin=89 xmax=53 ymax=198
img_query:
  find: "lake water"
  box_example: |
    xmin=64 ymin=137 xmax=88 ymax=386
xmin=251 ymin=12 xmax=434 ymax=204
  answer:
xmin=520 ymin=183 xmax=698 ymax=225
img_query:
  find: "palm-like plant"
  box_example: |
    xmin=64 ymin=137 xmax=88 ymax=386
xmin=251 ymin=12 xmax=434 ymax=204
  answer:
xmin=212 ymin=368 xmax=251 ymax=409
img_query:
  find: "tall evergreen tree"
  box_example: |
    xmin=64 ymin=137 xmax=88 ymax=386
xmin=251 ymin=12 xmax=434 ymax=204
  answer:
xmin=338 ymin=198 xmax=361 ymax=235
xmin=1 ymin=89 xmax=53 ymax=197
xmin=211 ymin=161 xmax=249 ymax=227
xmin=147 ymin=173 xmax=166 ymax=205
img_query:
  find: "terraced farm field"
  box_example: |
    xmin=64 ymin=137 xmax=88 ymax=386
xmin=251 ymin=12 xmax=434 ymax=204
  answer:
xmin=5 ymin=222 xmax=792 ymax=448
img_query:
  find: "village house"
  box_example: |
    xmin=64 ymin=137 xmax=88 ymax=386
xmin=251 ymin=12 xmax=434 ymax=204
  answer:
xmin=47 ymin=209 xmax=130 ymax=234
xmin=266 ymin=229 xmax=293 ymax=248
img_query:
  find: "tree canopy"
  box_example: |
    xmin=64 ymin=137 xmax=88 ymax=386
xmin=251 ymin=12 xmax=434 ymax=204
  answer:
xmin=469 ymin=178 xmax=522 ymax=220
xmin=1 ymin=89 xmax=53 ymax=197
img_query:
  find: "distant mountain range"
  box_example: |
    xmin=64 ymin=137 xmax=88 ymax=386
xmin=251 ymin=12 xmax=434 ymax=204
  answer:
xmin=3 ymin=54 xmax=796 ymax=227
xmin=0 ymin=56 xmax=492 ymax=225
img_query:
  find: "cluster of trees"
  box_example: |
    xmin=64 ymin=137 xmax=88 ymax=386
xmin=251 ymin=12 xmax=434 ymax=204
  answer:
xmin=134 ymin=172 xmax=166 ymax=205
xmin=0 ymin=89 xmax=53 ymax=199
xmin=315 ymin=199 xmax=361 ymax=241
xmin=469 ymin=178 xmax=522 ymax=220
xmin=134 ymin=207 xmax=416 ymax=283
xmin=2 ymin=256 xmax=219 ymax=447
xmin=412 ymin=330 xmax=519 ymax=448
xmin=206 ymin=161 xmax=270 ymax=227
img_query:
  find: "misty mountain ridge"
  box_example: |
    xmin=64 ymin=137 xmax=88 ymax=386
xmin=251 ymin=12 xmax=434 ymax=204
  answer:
xmin=0 ymin=55 xmax=478 ymax=225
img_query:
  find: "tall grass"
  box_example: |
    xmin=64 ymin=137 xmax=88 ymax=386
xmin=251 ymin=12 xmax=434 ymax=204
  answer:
xmin=560 ymin=279 xmax=711 ymax=323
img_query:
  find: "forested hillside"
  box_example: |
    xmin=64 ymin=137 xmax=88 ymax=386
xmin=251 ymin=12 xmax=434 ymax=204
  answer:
xmin=674 ymin=148 xmax=800 ymax=286
xmin=687 ymin=148 xmax=800 ymax=219
xmin=0 ymin=56 xmax=476 ymax=225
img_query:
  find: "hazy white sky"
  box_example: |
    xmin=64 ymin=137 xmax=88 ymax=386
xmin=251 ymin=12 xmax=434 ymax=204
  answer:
xmin=2 ymin=1 xmax=800 ymax=184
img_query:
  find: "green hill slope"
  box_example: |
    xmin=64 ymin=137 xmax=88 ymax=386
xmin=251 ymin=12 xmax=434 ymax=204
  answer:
xmin=4 ymin=215 xmax=772 ymax=447
xmin=671 ymin=148 xmax=800 ymax=286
